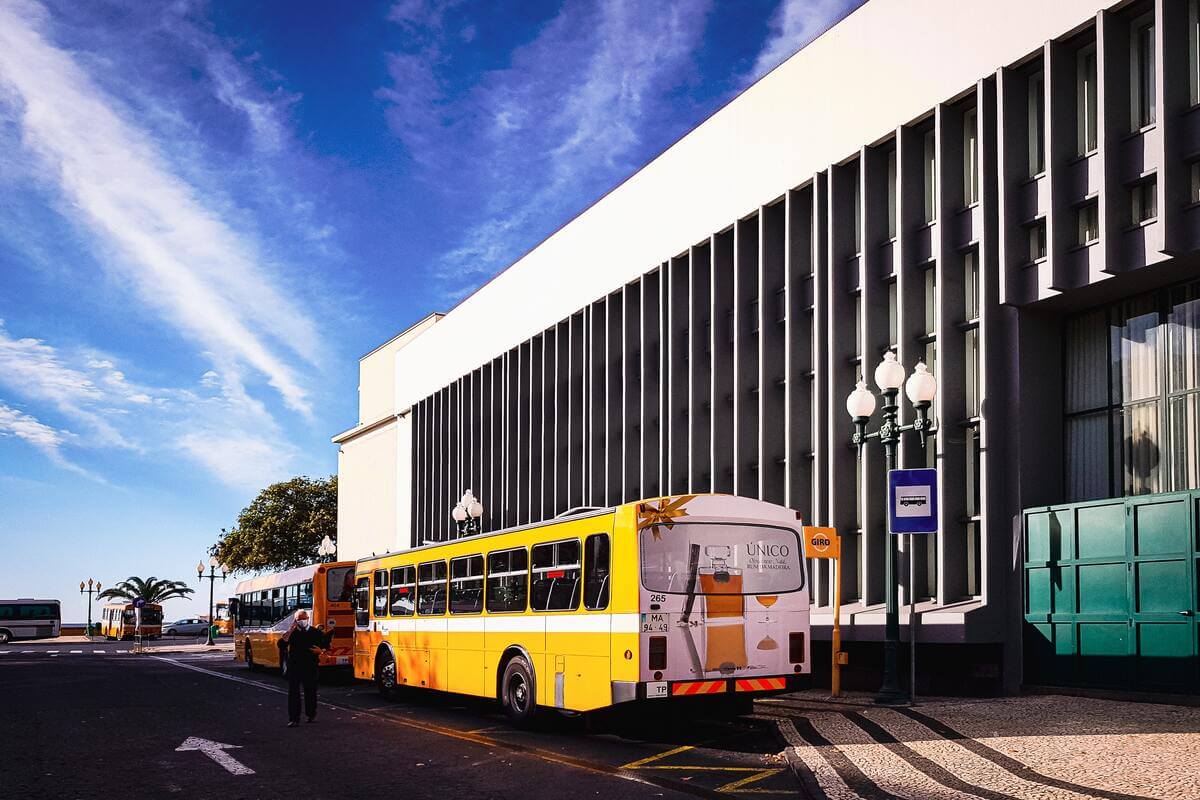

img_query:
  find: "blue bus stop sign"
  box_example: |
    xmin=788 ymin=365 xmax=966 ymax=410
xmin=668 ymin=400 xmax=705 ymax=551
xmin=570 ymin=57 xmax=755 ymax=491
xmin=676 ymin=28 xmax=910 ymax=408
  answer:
xmin=133 ymin=598 xmax=146 ymax=609
xmin=888 ymin=468 xmax=938 ymax=534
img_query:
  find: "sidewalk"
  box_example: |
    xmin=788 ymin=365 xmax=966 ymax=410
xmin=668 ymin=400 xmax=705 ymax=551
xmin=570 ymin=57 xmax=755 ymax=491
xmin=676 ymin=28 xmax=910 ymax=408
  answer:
xmin=758 ymin=689 xmax=1200 ymax=799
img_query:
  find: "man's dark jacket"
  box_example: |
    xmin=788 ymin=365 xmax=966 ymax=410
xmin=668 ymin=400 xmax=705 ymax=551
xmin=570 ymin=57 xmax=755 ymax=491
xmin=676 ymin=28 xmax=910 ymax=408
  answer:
xmin=279 ymin=625 xmax=333 ymax=671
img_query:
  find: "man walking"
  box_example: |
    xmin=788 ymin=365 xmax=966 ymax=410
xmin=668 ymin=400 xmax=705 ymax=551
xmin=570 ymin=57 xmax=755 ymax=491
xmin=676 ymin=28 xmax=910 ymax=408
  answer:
xmin=279 ymin=610 xmax=335 ymax=727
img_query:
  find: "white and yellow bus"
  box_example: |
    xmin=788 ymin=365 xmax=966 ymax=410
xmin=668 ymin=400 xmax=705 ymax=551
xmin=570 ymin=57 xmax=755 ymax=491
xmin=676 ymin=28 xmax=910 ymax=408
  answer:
xmin=232 ymin=561 xmax=356 ymax=675
xmin=353 ymin=494 xmax=810 ymax=723
xmin=100 ymin=602 xmax=163 ymax=640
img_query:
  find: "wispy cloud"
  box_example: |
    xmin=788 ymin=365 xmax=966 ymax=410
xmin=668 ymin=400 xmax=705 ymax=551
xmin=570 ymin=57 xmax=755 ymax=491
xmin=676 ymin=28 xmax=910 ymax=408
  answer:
xmin=0 ymin=402 xmax=85 ymax=476
xmin=747 ymin=0 xmax=860 ymax=82
xmin=0 ymin=0 xmax=320 ymax=418
xmin=379 ymin=0 xmax=713 ymax=296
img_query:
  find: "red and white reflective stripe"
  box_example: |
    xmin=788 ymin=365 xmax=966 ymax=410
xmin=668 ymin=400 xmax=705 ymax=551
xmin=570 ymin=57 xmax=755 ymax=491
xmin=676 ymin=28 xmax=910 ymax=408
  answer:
xmin=671 ymin=679 xmax=727 ymax=696
xmin=733 ymin=677 xmax=787 ymax=692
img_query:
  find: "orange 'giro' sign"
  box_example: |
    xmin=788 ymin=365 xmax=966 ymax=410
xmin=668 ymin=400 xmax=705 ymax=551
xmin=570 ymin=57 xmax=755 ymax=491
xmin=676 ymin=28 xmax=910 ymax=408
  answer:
xmin=803 ymin=526 xmax=840 ymax=559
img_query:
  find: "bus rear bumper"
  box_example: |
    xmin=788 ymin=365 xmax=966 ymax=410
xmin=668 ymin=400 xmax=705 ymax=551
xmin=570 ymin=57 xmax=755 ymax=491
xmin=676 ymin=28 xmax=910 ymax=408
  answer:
xmin=615 ymin=674 xmax=809 ymax=704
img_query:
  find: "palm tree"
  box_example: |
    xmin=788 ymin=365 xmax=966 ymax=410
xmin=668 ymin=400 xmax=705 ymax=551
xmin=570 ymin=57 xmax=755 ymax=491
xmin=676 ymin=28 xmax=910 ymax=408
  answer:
xmin=97 ymin=576 xmax=194 ymax=604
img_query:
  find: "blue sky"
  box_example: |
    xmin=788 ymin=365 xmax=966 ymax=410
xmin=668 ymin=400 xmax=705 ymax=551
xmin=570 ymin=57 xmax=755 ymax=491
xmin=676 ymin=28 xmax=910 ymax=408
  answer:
xmin=0 ymin=0 xmax=859 ymax=623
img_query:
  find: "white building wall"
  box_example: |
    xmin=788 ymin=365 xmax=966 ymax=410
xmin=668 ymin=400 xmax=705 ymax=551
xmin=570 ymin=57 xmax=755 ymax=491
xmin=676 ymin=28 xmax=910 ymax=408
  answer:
xmin=336 ymin=423 xmax=399 ymax=561
xmin=394 ymin=0 xmax=1117 ymax=413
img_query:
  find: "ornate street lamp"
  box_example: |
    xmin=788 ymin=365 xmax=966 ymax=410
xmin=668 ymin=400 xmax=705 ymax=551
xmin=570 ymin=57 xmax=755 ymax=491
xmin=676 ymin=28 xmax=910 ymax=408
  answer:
xmin=317 ymin=535 xmax=337 ymax=563
xmin=197 ymin=557 xmax=227 ymax=647
xmin=452 ymin=489 xmax=485 ymax=537
xmin=79 ymin=578 xmax=101 ymax=639
xmin=846 ymin=350 xmax=937 ymax=704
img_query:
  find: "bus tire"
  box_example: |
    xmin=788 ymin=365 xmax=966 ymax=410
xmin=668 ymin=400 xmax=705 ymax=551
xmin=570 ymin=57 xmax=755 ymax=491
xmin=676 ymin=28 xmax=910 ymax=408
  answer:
xmin=500 ymin=656 xmax=537 ymax=726
xmin=0 ymin=629 xmax=11 ymax=644
xmin=375 ymin=649 xmax=399 ymax=700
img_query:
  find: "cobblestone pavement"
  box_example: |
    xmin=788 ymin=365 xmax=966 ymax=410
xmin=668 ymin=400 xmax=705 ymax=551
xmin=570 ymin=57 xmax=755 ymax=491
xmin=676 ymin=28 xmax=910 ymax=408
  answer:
xmin=755 ymin=691 xmax=1200 ymax=800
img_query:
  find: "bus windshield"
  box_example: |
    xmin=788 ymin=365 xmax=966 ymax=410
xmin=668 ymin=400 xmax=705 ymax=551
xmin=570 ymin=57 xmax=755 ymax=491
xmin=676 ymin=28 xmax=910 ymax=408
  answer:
xmin=326 ymin=567 xmax=354 ymax=602
xmin=122 ymin=609 xmax=162 ymax=625
xmin=640 ymin=523 xmax=804 ymax=595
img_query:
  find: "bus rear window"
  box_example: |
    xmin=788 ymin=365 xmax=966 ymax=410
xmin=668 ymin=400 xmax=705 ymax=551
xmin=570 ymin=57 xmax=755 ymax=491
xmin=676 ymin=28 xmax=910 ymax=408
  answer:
xmin=326 ymin=567 xmax=354 ymax=602
xmin=639 ymin=523 xmax=804 ymax=595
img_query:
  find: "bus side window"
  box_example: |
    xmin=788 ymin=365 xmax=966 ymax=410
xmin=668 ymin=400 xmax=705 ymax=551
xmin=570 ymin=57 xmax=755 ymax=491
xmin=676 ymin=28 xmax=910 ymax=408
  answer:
xmin=584 ymin=533 xmax=610 ymax=611
xmin=486 ymin=548 xmax=528 ymax=613
xmin=354 ymin=576 xmax=370 ymax=627
xmin=531 ymin=539 xmax=581 ymax=612
xmin=389 ymin=566 xmax=415 ymax=616
xmin=449 ymin=555 xmax=484 ymax=614
xmin=417 ymin=561 xmax=447 ymax=615
xmin=373 ymin=569 xmax=389 ymax=618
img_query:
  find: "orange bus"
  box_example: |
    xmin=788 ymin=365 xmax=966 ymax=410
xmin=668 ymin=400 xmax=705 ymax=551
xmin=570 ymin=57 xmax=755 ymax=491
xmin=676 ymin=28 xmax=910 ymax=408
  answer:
xmin=232 ymin=561 xmax=356 ymax=676
xmin=214 ymin=601 xmax=234 ymax=635
xmin=100 ymin=602 xmax=163 ymax=640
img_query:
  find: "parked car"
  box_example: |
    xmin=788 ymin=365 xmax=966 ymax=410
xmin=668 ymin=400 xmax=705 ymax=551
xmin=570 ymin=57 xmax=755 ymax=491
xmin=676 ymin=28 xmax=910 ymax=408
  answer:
xmin=164 ymin=618 xmax=209 ymax=637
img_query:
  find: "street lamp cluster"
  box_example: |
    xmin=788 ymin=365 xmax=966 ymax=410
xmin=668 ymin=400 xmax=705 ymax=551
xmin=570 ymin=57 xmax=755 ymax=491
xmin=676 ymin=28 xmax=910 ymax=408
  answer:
xmin=197 ymin=558 xmax=228 ymax=647
xmin=451 ymin=489 xmax=485 ymax=536
xmin=844 ymin=350 xmax=938 ymax=704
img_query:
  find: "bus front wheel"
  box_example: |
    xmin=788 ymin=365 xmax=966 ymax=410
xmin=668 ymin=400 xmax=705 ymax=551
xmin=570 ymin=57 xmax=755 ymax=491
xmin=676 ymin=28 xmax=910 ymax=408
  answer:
xmin=500 ymin=656 xmax=537 ymax=726
xmin=375 ymin=650 xmax=399 ymax=700
xmin=0 ymin=629 xmax=11 ymax=644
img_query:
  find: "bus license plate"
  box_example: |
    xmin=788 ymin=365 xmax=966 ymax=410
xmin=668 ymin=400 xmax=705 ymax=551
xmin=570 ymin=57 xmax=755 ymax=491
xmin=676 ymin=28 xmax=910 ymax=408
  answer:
xmin=641 ymin=613 xmax=669 ymax=633
xmin=646 ymin=681 xmax=668 ymax=699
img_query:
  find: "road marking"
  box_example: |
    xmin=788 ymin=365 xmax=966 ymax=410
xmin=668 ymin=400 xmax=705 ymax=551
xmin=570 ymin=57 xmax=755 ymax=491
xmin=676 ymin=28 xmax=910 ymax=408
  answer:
xmin=150 ymin=656 xmax=736 ymax=799
xmin=714 ymin=768 xmax=789 ymax=794
xmin=94 ymin=650 xmax=106 ymax=654
xmin=175 ymin=737 xmax=255 ymax=776
xmin=21 ymin=650 xmax=35 ymax=654
xmin=70 ymin=650 xmax=82 ymax=654
xmin=116 ymin=649 xmax=128 ymax=653
xmin=46 ymin=650 xmax=59 ymax=654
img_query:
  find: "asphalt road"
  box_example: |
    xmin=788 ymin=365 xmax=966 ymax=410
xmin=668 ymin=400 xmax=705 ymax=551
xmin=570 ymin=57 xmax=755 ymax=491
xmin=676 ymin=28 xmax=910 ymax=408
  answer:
xmin=0 ymin=645 xmax=799 ymax=800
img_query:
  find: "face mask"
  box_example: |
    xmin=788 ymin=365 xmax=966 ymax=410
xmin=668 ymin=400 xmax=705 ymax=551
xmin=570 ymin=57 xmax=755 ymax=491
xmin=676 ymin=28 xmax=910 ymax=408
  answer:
xmin=297 ymin=618 xmax=311 ymax=629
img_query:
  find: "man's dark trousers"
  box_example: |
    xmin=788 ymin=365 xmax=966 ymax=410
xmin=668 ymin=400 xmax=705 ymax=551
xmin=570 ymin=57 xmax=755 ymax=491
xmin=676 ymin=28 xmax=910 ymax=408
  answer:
xmin=288 ymin=664 xmax=318 ymax=722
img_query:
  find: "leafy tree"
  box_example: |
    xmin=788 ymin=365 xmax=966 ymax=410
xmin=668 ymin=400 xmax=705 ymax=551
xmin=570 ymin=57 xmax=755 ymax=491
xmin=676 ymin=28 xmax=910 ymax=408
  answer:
xmin=211 ymin=475 xmax=337 ymax=574
xmin=97 ymin=576 xmax=194 ymax=604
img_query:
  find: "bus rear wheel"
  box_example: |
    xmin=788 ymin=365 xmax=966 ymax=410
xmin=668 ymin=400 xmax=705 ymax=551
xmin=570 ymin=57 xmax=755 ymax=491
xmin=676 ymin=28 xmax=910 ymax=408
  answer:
xmin=0 ymin=629 xmax=11 ymax=645
xmin=500 ymin=656 xmax=537 ymax=726
xmin=375 ymin=650 xmax=400 ymax=700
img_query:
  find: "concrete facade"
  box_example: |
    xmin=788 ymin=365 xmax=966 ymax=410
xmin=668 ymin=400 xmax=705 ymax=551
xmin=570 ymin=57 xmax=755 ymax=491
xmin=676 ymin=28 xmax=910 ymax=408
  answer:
xmin=339 ymin=0 xmax=1200 ymax=691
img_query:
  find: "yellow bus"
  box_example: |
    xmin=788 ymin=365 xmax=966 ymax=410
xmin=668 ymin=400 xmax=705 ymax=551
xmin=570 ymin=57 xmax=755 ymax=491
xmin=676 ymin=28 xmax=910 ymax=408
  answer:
xmin=214 ymin=601 xmax=234 ymax=635
xmin=232 ymin=561 xmax=356 ymax=676
xmin=353 ymin=494 xmax=810 ymax=723
xmin=100 ymin=602 xmax=163 ymax=640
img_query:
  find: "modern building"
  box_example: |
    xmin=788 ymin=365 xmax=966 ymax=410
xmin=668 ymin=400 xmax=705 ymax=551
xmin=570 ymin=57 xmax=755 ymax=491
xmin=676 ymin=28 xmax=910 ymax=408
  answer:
xmin=336 ymin=0 xmax=1200 ymax=694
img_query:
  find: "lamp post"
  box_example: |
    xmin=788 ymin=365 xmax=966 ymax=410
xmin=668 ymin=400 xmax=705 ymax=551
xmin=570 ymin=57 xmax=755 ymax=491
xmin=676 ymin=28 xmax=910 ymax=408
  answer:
xmin=317 ymin=535 xmax=336 ymax=563
xmin=197 ymin=558 xmax=227 ymax=646
xmin=451 ymin=489 xmax=485 ymax=537
xmin=79 ymin=578 xmax=101 ymax=639
xmin=846 ymin=350 xmax=937 ymax=704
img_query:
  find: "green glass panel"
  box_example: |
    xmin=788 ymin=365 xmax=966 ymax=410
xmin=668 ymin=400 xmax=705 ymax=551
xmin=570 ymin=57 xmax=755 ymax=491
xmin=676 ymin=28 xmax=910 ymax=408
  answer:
xmin=1136 ymin=623 xmax=1195 ymax=690
xmin=1136 ymin=560 xmax=1190 ymax=613
xmin=1051 ymin=566 xmax=1075 ymax=614
xmin=1026 ymin=512 xmax=1050 ymax=562
xmin=1076 ymin=503 xmax=1124 ymax=559
xmin=1027 ymin=568 xmax=1051 ymax=614
xmin=1053 ymin=622 xmax=1075 ymax=657
xmin=1134 ymin=500 xmax=1188 ymax=555
xmin=1077 ymin=563 xmax=1128 ymax=614
xmin=1078 ymin=623 xmax=1128 ymax=656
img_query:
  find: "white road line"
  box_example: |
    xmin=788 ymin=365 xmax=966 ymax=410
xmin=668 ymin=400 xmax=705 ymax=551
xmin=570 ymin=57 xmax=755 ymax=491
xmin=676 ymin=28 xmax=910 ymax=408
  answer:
xmin=46 ymin=650 xmax=59 ymax=654
xmin=21 ymin=650 xmax=35 ymax=654
xmin=753 ymin=713 xmax=862 ymax=800
xmin=807 ymin=711 xmax=962 ymax=800
xmin=149 ymin=656 xmax=664 ymax=791
xmin=69 ymin=650 xmax=83 ymax=654
xmin=116 ymin=649 xmax=128 ymax=653
xmin=94 ymin=650 xmax=106 ymax=654
xmin=864 ymin=709 xmax=1099 ymax=800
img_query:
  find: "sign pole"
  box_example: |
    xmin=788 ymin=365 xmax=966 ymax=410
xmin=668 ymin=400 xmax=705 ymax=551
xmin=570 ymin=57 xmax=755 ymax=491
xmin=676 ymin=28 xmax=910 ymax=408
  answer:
xmin=832 ymin=552 xmax=842 ymax=697
xmin=909 ymin=533 xmax=916 ymax=705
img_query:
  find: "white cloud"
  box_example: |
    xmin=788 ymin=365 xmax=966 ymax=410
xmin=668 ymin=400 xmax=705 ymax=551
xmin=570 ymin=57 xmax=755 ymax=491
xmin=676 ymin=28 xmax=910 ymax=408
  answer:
xmin=176 ymin=430 xmax=294 ymax=491
xmin=0 ymin=402 xmax=86 ymax=476
xmin=748 ymin=0 xmax=858 ymax=82
xmin=0 ymin=0 xmax=319 ymax=418
xmin=379 ymin=0 xmax=713 ymax=294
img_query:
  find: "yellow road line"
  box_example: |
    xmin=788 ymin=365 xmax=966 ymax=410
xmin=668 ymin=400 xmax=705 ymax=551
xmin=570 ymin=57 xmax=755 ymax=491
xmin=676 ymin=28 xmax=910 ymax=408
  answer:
xmin=621 ymin=745 xmax=696 ymax=769
xmin=715 ymin=768 xmax=785 ymax=793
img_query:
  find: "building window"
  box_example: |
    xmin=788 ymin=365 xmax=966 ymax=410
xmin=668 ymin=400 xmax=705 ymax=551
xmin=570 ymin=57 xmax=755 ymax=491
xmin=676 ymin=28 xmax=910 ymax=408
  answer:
xmin=887 ymin=279 xmax=898 ymax=347
xmin=886 ymin=148 xmax=897 ymax=239
xmin=964 ymin=249 xmax=979 ymax=322
xmin=1064 ymin=280 xmax=1200 ymax=501
xmin=1028 ymin=70 xmax=1045 ymax=176
xmin=1190 ymin=0 xmax=1200 ymax=106
xmin=1077 ymin=201 xmax=1099 ymax=245
xmin=852 ymin=163 xmax=862 ymax=249
xmin=923 ymin=265 xmax=937 ymax=336
xmin=1190 ymin=161 xmax=1200 ymax=204
xmin=923 ymin=129 xmax=937 ymax=223
xmin=1028 ymin=218 xmax=1047 ymax=262
xmin=963 ymin=107 xmax=979 ymax=205
xmin=1131 ymin=15 xmax=1156 ymax=130
xmin=1077 ymin=45 xmax=1098 ymax=154
xmin=1130 ymin=177 xmax=1157 ymax=225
